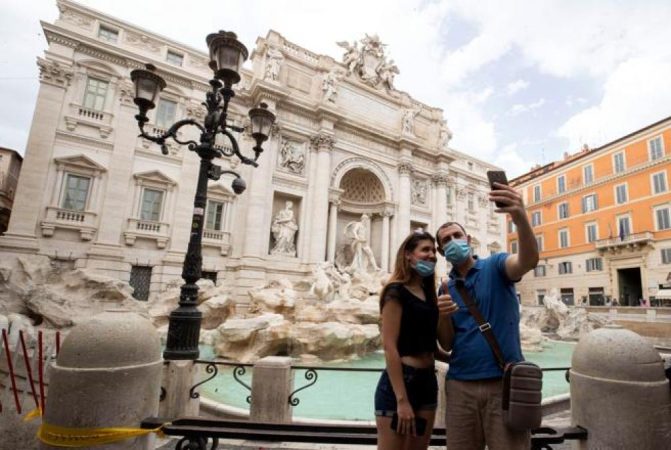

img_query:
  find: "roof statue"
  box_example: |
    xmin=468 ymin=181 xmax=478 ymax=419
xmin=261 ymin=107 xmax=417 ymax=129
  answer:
xmin=336 ymin=34 xmax=399 ymax=90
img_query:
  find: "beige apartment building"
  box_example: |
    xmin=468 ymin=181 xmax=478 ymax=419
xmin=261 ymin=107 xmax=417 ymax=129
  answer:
xmin=0 ymin=0 xmax=505 ymax=303
xmin=510 ymin=116 xmax=671 ymax=307
xmin=0 ymin=148 xmax=23 ymax=234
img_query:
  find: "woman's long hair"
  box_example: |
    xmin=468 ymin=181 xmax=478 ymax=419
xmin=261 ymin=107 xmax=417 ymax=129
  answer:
xmin=379 ymin=230 xmax=437 ymax=311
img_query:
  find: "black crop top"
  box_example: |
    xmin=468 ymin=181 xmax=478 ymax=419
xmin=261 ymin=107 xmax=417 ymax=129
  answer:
xmin=383 ymin=283 xmax=438 ymax=356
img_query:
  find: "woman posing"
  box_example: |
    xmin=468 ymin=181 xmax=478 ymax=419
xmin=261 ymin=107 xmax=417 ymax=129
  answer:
xmin=374 ymin=231 xmax=456 ymax=450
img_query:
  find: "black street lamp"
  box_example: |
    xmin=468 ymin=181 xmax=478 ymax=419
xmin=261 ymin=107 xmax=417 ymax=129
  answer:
xmin=130 ymin=31 xmax=275 ymax=360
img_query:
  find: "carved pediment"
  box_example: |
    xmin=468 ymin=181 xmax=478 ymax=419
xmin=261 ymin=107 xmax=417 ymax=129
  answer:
xmin=133 ymin=170 xmax=177 ymax=186
xmin=54 ymin=154 xmax=106 ymax=173
xmin=207 ymin=183 xmax=235 ymax=200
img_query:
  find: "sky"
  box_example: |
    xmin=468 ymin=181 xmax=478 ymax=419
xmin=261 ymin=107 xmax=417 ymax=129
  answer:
xmin=1 ymin=0 xmax=670 ymax=178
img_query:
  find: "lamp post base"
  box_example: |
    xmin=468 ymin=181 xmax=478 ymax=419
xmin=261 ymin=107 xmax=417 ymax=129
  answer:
xmin=163 ymin=307 xmax=203 ymax=360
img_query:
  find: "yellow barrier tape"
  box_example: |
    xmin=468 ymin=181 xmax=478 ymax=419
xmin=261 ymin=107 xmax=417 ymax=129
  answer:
xmin=23 ymin=407 xmax=42 ymax=422
xmin=36 ymin=422 xmax=165 ymax=448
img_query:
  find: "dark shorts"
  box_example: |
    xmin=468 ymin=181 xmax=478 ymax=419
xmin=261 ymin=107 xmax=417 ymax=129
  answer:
xmin=374 ymin=364 xmax=438 ymax=417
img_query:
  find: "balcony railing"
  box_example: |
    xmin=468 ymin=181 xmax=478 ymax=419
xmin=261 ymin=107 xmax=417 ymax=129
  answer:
xmin=202 ymin=229 xmax=232 ymax=256
xmin=40 ymin=206 xmax=97 ymax=241
xmin=64 ymin=103 xmax=114 ymax=138
xmin=124 ymin=218 xmax=170 ymax=248
xmin=595 ymin=231 xmax=654 ymax=251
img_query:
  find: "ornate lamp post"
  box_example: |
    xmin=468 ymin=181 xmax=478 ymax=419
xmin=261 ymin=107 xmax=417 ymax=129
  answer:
xmin=130 ymin=31 xmax=275 ymax=360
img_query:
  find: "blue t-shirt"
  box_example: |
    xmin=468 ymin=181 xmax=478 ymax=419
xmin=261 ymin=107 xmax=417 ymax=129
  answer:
xmin=441 ymin=253 xmax=523 ymax=380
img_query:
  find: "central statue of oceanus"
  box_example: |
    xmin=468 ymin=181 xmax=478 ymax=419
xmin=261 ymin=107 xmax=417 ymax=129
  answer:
xmin=343 ymin=214 xmax=378 ymax=273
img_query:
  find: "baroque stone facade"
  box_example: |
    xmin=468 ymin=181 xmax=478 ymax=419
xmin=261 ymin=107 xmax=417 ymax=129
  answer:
xmin=0 ymin=0 xmax=505 ymax=305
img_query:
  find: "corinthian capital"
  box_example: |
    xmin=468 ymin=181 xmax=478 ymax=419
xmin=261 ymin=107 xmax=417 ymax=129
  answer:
xmin=310 ymin=132 xmax=335 ymax=152
xmin=397 ymin=161 xmax=414 ymax=175
xmin=37 ymin=58 xmax=73 ymax=88
xmin=431 ymin=171 xmax=450 ymax=186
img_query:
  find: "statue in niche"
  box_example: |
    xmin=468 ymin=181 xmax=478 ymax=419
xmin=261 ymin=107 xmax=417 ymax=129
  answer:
xmin=402 ymin=107 xmax=420 ymax=136
xmin=279 ymin=140 xmax=305 ymax=174
xmin=411 ymin=179 xmax=427 ymax=205
xmin=264 ymin=46 xmax=284 ymax=81
xmin=438 ymin=120 xmax=453 ymax=149
xmin=322 ymin=69 xmax=344 ymax=103
xmin=270 ymin=201 xmax=298 ymax=256
xmin=344 ymin=214 xmax=378 ymax=273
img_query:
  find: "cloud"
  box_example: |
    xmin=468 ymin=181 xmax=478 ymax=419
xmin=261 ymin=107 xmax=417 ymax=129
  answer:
xmin=506 ymin=79 xmax=529 ymax=95
xmin=509 ymin=98 xmax=546 ymax=116
xmin=558 ymin=55 xmax=671 ymax=151
xmin=492 ymin=144 xmax=534 ymax=178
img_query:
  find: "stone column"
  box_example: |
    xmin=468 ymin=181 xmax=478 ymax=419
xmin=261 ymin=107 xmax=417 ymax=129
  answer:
xmin=326 ymin=199 xmax=340 ymax=263
xmin=0 ymin=59 xmax=74 ymax=251
xmin=432 ymin=171 xmax=449 ymax=277
xmin=395 ymin=160 xmax=413 ymax=250
xmin=380 ymin=208 xmax=393 ymax=272
xmin=308 ymin=132 xmax=335 ymax=263
xmin=250 ymin=356 xmax=294 ymax=423
xmin=570 ymin=325 xmax=671 ymax=449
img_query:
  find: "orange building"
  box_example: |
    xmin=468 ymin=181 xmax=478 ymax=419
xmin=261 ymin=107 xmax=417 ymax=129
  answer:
xmin=510 ymin=116 xmax=671 ymax=306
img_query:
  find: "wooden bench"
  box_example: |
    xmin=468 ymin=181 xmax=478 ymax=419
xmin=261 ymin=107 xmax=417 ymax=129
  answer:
xmin=142 ymin=417 xmax=587 ymax=449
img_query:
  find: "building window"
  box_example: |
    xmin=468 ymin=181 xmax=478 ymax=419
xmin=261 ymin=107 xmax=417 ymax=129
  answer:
xmin=155 ymin=99 xmax=177 ymax=129
xmin=533 ymin=185 xmax=541 ymax=202
xmin=61 ymin=174 xmax=91 ymax=211
xmin=557 ymin=175 xmax=566 ymax=194
xmin=531 ymin=211 xmax=541 ymax=227
xmin=586 ymin=223 xmax=598 ymax=243
xmin=558 ymin=202 xmax=569 ymax=219
xmin=534 ymin=265 xmax=546 ymax=277
xmin=206 ymin=200 xmax=225 ymax=231
xmin=649 ymin=136 xmax=664 ymax=161
xmin=559 ymin=229 xmax=569 ymax=248
xmin=613 ymin=152 xmax=625 ymax=174
xmin=536 ymin=235 xmax=543 ymax=252
xmin=582 ymin=194 xmax=598 ymax=213
xmin=508 ymin=220 xmax=517 ymax=234
xmin=129 ymin=266 xmax=152 ymax=301
xmin=558 ymin=262 xmax=573 ymax=275
xmin=656 ymin=207 xmax=671 ymax=231
xmin=662 ymin=248 xmax=671 ymax=264
xmin=537 ymin=289 xmax=547 ymax=305
xmin=98 ymin=25 xmax=118 ymax=42
xmin=140 ymin=188 xmax=164 ymax=221
xmin=510 ymin=241 xmax=518 ymax=254
xmin=618 ymin=216 xmax=631 ymax=238
xmin=560 ymin=288 xmax=575 ymax=305
xmin=82 ymin=77 xmax=108 ymax=111
xmin=166 ymin=50 xmax=184 ymax=66
xmin=652 ymin=171 xmax=667 ymax=194
xmin=586 ymin=257 xmax=603 ymax=272
xmin=583 ymin=165 xmax=594 ymax=184
xmin=201 ymin=271 xmax=218 ymax=285
xmin=615 ymin=183 xmax=628 ymax=204
xmin=467 ymin=192 xmax=474 ymax=211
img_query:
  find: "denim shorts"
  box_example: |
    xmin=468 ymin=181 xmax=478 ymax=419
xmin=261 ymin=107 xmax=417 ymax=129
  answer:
xmin=374 ymin=364 xmax=438 ymax=416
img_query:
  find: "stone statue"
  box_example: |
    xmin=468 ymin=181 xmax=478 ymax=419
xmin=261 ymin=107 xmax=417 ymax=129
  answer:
xmin=336 ymin=40 xmax=361 ymax=75
xmin=411 ymin=179 xmax=427 ymax=205
xmin=344 ymin=214 xmax=378 ymax=273
xmin=270 ymin=201 xmax=298 ymax=256
xmin=279 ymin=140 xmax=305 ymax=174
xmin=378 ymin=59 xmax=399 ymax=90
xmin=264 ymin=46 xmax=284 ymax=81
xmin=322 ymin=69 xmax=344 ymax=103
xmin=402 ymin=107 xmax=420 ymax=136
xmin=438 ymin=120 xmax=453 ymax=149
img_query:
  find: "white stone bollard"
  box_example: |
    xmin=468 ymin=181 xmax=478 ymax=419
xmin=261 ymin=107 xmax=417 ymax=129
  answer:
xmin=40 ymin=310 xmax=162 ymax=450
xmin=570 ymin=324 xmax=671 ymax=450
xmin=250 ymin=356 xmax=294 ymax=423
xmin=434 ymin=361 xmax=448 ymax=429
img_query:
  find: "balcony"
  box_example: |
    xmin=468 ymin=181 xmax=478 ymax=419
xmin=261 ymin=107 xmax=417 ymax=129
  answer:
xmin=64 ymin=103 xmax=114 ymax=138
xmin=40 ymin=206 xmax=97 ymax=241
xmin=202 ymin=229 xmax=232 ymax=255
xmin=124 ymin=218 xmax=170 ymax=249
xmin=595 ymin=231 xmax=654 ymax=254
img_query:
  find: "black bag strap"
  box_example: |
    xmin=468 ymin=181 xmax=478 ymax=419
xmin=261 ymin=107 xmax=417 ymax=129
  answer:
xmin=455 ymin=279 xmax=506 ymax=370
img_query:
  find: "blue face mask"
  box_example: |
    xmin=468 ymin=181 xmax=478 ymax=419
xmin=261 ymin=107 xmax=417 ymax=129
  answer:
xmin=443 ymin=239 xmax=471 ymax=265
xmin=413 ymin=260 xmax=435 ymax=277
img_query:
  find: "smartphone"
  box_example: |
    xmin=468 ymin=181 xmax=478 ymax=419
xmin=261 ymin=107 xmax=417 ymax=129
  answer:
xmin=486 ymin=170 xmax=509 ymax=208
xmin=390 ymin=413 xmax=427 ymax=436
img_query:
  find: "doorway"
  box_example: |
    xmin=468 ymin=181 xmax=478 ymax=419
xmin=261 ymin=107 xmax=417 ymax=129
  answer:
xmin=617 ymin=267 xmax=642 ymax=306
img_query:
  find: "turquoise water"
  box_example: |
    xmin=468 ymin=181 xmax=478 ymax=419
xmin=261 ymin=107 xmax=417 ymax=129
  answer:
xmin=198 ymin=340 xmax=574 ymax=421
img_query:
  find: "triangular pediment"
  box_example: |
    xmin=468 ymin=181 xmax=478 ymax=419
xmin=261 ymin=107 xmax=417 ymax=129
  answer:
xmin=54 ymin=154 xmax=107 ymax=172
xmin=207 ymin=183 xmax=234 ymax=198
xmin=133 ymin=170 xmax=176 ymax=186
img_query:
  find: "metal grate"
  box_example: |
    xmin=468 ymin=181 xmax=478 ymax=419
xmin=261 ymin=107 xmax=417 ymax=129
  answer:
xmin=202 ymin=271 xmax=218 ymax=285
xmin=129 ymin=265 xmax=152 ymax=301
